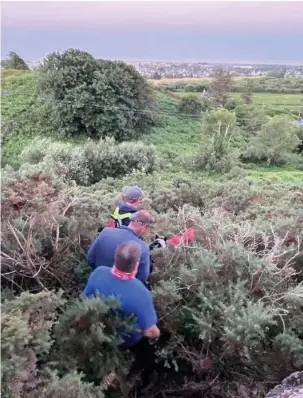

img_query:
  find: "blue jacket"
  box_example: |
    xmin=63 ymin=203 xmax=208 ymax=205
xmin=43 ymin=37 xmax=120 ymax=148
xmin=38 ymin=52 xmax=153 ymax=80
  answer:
xmin=87 ymin=226 xmax=150 ymax=284
xmin=115 ymin=200 xmax=138 ymax=227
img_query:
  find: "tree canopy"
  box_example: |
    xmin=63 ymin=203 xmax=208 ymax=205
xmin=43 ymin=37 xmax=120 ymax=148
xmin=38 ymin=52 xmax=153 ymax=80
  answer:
xmin=38 ymin=49 xmax=156 ymax=140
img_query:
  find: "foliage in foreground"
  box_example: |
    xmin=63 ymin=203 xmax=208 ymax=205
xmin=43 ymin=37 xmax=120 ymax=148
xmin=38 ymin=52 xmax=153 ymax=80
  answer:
xmin=1 ymin=162 xmax=303 ymax=397
xmin=1 ymin=290 xmax=131 ymax=398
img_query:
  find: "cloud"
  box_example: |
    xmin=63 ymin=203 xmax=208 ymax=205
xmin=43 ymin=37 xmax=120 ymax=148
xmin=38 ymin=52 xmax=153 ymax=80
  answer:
xmin=2 ymin=1 xmax=303 ymax=31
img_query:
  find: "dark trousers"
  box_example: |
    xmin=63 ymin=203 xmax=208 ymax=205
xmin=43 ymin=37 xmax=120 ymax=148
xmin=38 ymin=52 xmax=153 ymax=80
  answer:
xmin=126 ymin=337 xmax=156 ymax=387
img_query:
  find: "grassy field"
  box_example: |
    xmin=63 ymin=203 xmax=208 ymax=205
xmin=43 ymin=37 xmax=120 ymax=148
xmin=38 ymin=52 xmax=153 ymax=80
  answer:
xmin=175 ymin=91 xmax=303 ymax=117
xmin=176 ymin=91 xmax=303 ymax=107
xmin=149 ymin=76 xmax=260 ymax=85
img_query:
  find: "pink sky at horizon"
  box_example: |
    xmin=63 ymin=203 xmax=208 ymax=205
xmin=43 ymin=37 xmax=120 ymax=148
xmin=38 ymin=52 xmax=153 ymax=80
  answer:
xmin=2 ymin=1 xmax=303 ymax=31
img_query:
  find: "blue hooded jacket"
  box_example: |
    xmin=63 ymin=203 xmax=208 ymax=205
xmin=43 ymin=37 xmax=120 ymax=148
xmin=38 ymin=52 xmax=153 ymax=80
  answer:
xmin=114 ymin=200 xmax=138 ymax=227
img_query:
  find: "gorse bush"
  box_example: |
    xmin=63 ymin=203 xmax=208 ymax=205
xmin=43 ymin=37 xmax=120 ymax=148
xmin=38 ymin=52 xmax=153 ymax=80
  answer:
xmin=1 ymin=290 xmax=65 ymax=398
xmin=1 ymin=164 xmax=303 ymax=397
xmin=53 ymin=296 xmax=133 ymax=383
xmin=149 ymin=209 xmax=303 ymax=396
xmin=1 ymin=290 xmax=132 ymax=398
xmin=20 ymin=136 xmax=158 ymax=185
xmin=38 ymin=49 xmax=156 ymax=140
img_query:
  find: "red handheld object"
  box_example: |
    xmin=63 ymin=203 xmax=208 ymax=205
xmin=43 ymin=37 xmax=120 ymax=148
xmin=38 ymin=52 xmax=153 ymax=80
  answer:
xmin=167 ymin=228 xmax=195 ymax=247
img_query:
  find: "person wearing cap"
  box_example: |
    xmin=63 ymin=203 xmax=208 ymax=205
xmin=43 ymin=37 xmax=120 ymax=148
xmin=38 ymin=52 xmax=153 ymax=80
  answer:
xmin=84 ymin=241 xmax=160 ymax=387
xmin=87 ymin=210 xmax=154 ymax=284
xmin=108 ymin=186 xmax=144 ymax=228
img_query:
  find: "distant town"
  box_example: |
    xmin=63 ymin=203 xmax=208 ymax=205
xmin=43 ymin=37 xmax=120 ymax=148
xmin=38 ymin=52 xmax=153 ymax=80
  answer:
xmin=24 ymin=60 xmax=303 ymax=79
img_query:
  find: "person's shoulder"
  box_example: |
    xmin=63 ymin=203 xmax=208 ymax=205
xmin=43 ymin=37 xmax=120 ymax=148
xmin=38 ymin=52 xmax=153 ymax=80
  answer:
xmin=92 ymin=266 xmax=111 ymax=277
xmin=99 ymin=227 xmax=117 ymax=238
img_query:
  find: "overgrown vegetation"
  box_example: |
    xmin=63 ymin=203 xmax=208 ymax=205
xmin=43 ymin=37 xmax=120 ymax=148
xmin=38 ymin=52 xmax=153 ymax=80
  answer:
xmin=1 ymin=50 xmax=303 ymax=398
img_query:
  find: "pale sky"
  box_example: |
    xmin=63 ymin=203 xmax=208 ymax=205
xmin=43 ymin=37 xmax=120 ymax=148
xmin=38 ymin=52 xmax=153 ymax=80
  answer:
xmin=1 ymin=1 xmax=303 ymax=63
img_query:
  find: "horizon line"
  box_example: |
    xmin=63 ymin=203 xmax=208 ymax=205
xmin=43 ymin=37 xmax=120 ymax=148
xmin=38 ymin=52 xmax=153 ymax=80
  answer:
xmin=24 ymin=58 xmax=303 ymax=67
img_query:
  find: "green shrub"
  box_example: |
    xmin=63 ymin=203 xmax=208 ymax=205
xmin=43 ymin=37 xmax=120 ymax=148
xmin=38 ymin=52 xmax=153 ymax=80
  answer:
xmin=82 ymin=137 xmax=158 ymax=184
xmin=0 ymin=291 xmax=131 ymax=398
xmin=225 ymin=96 xmax=242 ymax=110
xmin=20 ymin=137 xmax=158 ymax=185
xmin=149 ymin=210 xmax=303 ymax=396
xmin=53 ymin=296 xmax=132 ymax=383
xmin=243 ymin=116 xmax=301 ymax=165
xmin=40 ymin=371 xmax=105 ymax=398
xmin=192 ymin=109 xmax=241 ymax=173
xmin=178 ymin=95 xmax=202 ymax=115
xmin=235 ymin=104 xmax=268 ymax=136
xmin=193 ymin=150 xmax=238 ymax=173
xmin=1 ymin=290 xmax=65 ymax=398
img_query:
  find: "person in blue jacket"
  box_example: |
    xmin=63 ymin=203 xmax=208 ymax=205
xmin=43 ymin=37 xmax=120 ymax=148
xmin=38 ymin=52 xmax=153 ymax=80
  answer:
xmin=107 ymin=186 xmax=145 ymax=229
xmin=84 ymin=241 xmax=160 ymax=387
xmin=87 ymin=210 xmax=154 ymax=285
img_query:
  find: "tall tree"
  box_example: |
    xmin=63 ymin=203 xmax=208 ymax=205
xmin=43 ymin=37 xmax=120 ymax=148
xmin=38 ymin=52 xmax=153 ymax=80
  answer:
xmin=208 ymin=68 xmax=233 ymax=107
xmin=2 ymin=51 xmax=29 ymax=70
xmin=38 ymin=49 xmax=155 ymax=140
xmin=242 ymin=79 xmax=254 ymax=105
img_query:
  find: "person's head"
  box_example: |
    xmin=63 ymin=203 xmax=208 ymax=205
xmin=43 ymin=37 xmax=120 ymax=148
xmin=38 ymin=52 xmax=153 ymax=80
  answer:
xmin=114 ymin=241 xmax=141 ymax=274
xmin=123 ymin=186 xmax=144 ymax=208
xmin=129 ymin=210 xmax=155 ymax=238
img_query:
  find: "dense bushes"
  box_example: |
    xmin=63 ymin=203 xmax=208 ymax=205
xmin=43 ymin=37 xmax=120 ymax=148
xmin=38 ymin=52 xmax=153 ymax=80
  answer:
xmin=1 ymin=173 xmax=303 ymax=396
xmin=38 ymin=49 xmax=156 ymax=140
xmin=243 ymin=116 xmax=301 ymax=165
xmin=1 ymin=290 xmax=132 ymax=397
xmin=19 ymin=137 xmax=158 ymax=185
xmin=151 ymin=216 xmax=303 ymax=396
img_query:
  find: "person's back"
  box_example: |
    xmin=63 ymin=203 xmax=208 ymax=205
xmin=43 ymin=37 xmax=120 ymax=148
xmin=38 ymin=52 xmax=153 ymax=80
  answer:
xmin=84 ymin=242 xmax=159 ymax=348
xmin=87 ymin=211 xmax=155 ymax=284
xmin=83 ymin=266 xmax=156 ymax=346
